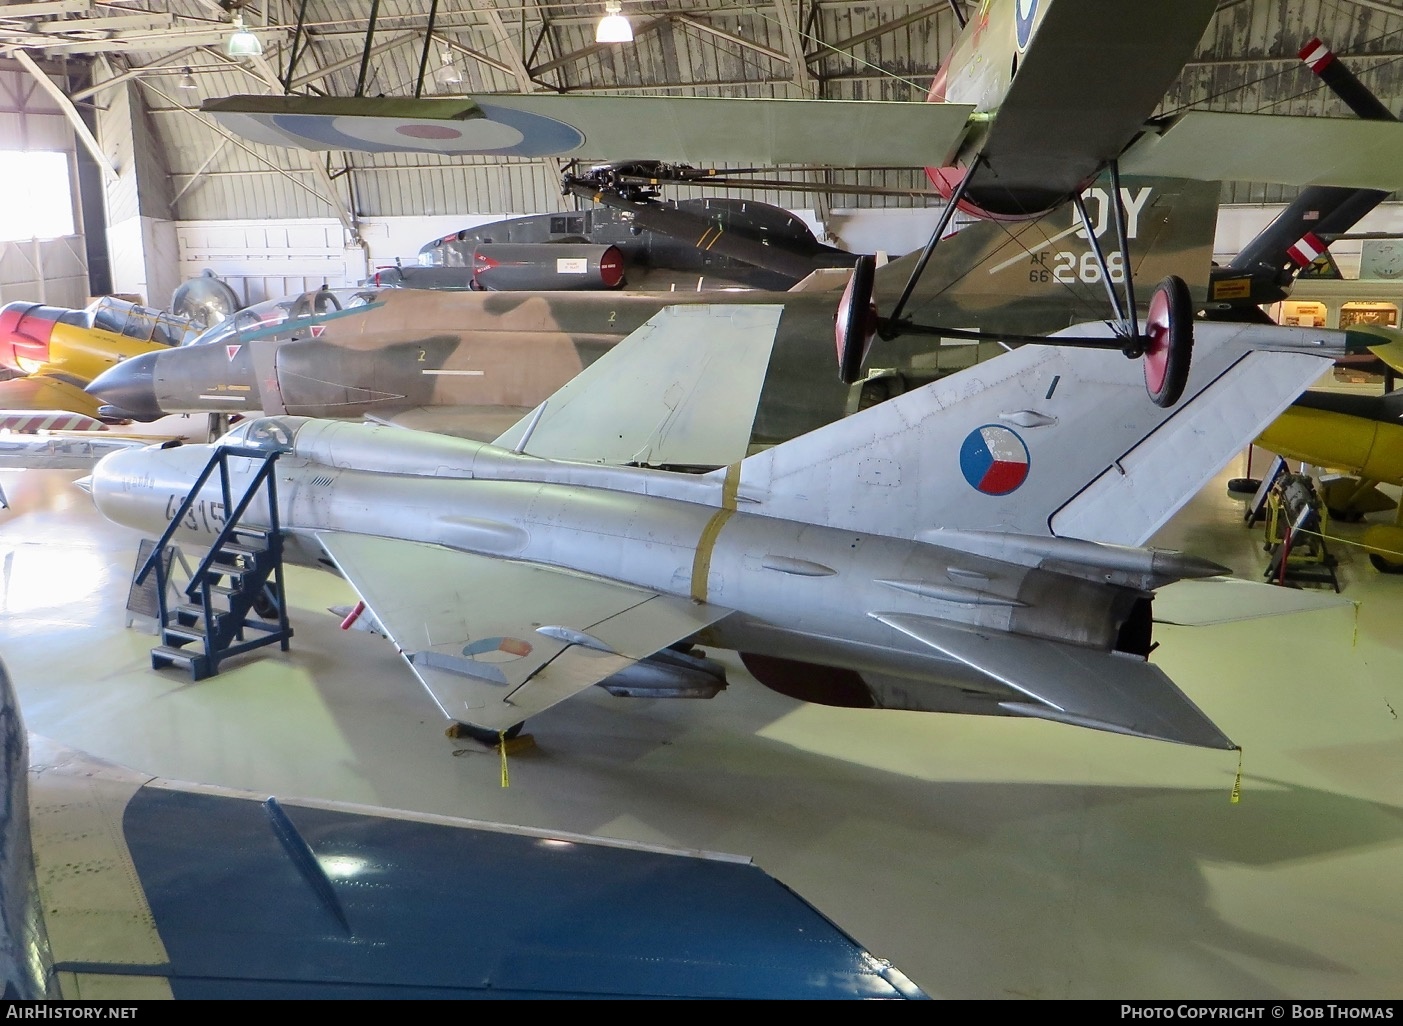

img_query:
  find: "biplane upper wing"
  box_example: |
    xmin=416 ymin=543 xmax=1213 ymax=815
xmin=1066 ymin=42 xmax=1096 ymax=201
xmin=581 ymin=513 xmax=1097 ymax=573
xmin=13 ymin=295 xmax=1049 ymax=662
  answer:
xmin=1120 ymin=111 xmax=1403 ymax=192
xmin=199 ymin=0 xmax=1403 ymax=200
xmin=202 ymin=90 xmax=1403 ymax=201
xmin=200 ymin=93 xmax=976 ymax=168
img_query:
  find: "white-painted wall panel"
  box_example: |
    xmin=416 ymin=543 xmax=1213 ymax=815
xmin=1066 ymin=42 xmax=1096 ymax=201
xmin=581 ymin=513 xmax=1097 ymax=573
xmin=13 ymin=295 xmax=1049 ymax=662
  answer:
xmin=0 ymin=237 xmax=89 ymax=307
xmin=0 ymin=61 xmax=87 ymax=305
xmin=145 ymin=216 xmax=180 ymax=311
xmin=107 ymin=216 xmax=148 ymax=302
xmin=175 ymin=219 xmax=363 ymax=305
xmin=0 ymin=110 xmax=71 ymax=151
xmin=0 ymin=62 xmax=70 ymax=151
xmin=356 ymin=214 xmax=526 ymax=268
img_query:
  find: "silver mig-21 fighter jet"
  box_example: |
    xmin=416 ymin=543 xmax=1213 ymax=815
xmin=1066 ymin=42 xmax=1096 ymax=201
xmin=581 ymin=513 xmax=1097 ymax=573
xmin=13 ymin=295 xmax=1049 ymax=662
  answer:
xmin=74 ymin=301 xmax=1371 ymax=751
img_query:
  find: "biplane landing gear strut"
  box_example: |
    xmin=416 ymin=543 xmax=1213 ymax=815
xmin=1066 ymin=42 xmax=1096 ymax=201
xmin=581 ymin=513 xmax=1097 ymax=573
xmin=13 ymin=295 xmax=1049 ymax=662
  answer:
xmin=847 ymin=157 xmax=1193 ymax=407
xmin=878 ymin=154 xmax=984 ymax=347
xmin=1075 ymin=160 xmax=1193 ymax=409
xmin=835 ymin=153 xmax=984 ymax=387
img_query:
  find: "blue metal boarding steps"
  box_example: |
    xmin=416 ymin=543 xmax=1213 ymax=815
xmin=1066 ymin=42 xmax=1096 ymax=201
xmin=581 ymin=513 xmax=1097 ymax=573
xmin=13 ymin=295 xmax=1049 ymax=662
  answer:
xmin=137 ymin=445 xmax=292 ymax=680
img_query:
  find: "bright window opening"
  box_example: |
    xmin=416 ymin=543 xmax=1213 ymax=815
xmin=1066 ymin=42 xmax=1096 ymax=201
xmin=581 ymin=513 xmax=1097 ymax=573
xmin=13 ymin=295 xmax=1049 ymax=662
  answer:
xmin=0 ymin=151 xmax=74 ymax=242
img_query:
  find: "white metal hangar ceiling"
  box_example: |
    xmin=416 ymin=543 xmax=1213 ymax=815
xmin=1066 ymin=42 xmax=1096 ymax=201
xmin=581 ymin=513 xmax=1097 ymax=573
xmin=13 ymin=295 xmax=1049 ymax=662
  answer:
xmin=0 ymin=1 xmax=1400 ymax=225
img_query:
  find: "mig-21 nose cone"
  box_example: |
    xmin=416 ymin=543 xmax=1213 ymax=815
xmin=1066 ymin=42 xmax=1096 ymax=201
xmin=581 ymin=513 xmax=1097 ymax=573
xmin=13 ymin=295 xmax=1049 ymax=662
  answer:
xmin=85 ymin=352 xmax=163 ymax=422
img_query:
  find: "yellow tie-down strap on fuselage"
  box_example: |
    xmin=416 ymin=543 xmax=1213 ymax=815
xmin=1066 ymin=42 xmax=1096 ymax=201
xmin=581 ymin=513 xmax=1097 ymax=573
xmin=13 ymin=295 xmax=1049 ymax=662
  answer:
xmin=690 ymin=462 xmax=740 ymax=604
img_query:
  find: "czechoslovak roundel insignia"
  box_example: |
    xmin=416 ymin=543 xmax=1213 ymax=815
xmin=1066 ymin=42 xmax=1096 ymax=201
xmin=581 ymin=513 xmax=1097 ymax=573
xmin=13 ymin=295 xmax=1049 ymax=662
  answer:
xmin=960 ymin=425 xmax=1030 ymax=495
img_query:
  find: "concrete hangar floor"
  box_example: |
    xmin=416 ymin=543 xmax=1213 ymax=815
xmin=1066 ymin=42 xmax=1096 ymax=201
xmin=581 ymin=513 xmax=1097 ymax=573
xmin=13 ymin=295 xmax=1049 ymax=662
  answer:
xmin=0 ymin=405 xmax=1400 ymax=1001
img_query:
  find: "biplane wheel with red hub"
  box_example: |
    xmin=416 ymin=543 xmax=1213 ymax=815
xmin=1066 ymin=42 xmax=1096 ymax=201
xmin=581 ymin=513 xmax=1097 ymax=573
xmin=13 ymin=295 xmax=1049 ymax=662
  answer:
xmin=1143 ymin=275 xmax=1193 ymax=408
xmin=835 ymin=254 xmax=879 ymax=385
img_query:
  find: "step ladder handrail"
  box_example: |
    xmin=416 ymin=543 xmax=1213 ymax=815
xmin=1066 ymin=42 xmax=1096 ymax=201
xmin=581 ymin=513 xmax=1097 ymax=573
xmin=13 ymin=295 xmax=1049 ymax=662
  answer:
xmin=135 ymin=445 xmax=280 ymax=586
xmin=188 ymin=449 xmax=283 ymax=591
xmin=140 ymin=445 xmax=293 ymax=680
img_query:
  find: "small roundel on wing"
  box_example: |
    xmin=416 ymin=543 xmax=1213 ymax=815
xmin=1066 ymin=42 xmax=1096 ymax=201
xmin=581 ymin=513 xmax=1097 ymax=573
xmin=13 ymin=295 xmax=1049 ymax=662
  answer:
xmin=959 ymin=424 xmax=1030 ymax=496
xmin=396 ymin=124 xmax=466 ymax=141
xmin=329 ymin=114 xmax=522 ymax=150
xmin=1015 ymin=0 xmax=1039 ymax=51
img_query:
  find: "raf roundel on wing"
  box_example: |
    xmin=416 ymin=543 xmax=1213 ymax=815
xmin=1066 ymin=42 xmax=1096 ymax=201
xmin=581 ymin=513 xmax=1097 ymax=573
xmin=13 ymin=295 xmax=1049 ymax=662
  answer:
xmin=265 ymin=104 xmax=587 ymax=157
xmin=1015 ymin=0 xmax=1039 ymax=50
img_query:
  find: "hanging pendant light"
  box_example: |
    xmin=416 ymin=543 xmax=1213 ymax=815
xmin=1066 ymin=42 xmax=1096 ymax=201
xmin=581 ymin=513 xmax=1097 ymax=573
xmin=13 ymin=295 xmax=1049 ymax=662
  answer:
xmin=436 ymin=48 xmax=462 ymax=87
xmin=596 ymin=1 xmax=633 ymax=44
xmin=224 ymin=13 xmax=263 ymax=58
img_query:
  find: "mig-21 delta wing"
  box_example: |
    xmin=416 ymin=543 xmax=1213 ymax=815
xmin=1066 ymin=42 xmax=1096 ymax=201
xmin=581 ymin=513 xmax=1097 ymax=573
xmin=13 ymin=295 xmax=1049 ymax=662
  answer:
xmin=78 ymin=301 xmax=1375 ymax=751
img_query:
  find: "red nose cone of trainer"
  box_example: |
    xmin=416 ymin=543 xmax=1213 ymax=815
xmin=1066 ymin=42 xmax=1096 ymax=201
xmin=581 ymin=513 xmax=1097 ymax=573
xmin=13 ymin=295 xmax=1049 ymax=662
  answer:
xmin=0 ymin=302 xmax=57 ymax=372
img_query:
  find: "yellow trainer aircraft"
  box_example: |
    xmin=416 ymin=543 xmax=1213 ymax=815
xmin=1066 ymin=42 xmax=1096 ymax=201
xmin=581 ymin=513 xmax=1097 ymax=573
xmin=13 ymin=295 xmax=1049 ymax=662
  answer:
xmin=0 ymin=297 xmax=198 ymax=425
xmin=1254 ymin=329 xmax=1403 ymax=572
